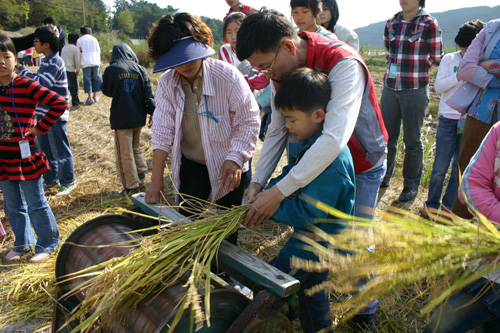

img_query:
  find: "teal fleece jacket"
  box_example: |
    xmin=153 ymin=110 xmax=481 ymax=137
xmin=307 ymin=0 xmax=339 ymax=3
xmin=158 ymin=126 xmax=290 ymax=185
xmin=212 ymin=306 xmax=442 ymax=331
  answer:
xmin=267 ymin=131 xmax=355 ymax=261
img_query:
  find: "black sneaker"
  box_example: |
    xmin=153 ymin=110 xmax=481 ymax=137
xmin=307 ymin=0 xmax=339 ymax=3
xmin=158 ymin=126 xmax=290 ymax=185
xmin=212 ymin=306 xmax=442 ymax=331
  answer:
xmin=399 ymin=187 xmax=418 ymax=201
xmin=349 ymin=314 xmax=376 ymax=332
xmin=138 ymin=172 xmax=146 ymax=181
xmin=117 ymin=187 xmax=139 ymax=196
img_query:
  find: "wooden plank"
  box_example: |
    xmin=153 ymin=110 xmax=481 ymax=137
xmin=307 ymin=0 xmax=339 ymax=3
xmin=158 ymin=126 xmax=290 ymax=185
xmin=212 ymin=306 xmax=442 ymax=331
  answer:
xmin=131 ymin=192 xmax=300 ymax=297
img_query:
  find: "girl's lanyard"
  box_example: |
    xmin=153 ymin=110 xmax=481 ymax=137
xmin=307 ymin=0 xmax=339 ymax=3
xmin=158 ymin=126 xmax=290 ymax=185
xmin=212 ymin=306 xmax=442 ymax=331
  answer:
xmin=389 ymin=15 xmax=412 ymax=79
xmin=177 ymin=90 xmax=220 ymax=123
xmin=0 ymin=76 xmax=31 ymax=159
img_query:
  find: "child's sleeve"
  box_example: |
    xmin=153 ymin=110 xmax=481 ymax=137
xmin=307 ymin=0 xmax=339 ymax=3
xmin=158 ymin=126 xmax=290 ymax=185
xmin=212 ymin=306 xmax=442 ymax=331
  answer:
xmin=19 ymin=61 xmax=59 ymax=89
xmin=100 ymin=67 xmax=113 ymax=97
xmin=143 ymin=68 xmax=155 ymax=115
xmin=26 ymin=79 xmax=68 ymax=134
xmin=460 ymin=124 xmax=500 ymax=224
xmin=272 ymin=166 xmax=354 ymax=228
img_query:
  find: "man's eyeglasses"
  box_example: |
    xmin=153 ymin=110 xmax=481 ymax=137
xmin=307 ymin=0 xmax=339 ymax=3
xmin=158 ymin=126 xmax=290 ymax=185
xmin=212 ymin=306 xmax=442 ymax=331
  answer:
xmin=253 ymin=47 xmax=281 ymax=74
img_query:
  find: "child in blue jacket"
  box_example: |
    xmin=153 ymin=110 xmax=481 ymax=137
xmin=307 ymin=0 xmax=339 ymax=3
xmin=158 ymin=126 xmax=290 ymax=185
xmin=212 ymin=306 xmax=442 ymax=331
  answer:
xmin=244 ymin=68 xmax=355 ymax=333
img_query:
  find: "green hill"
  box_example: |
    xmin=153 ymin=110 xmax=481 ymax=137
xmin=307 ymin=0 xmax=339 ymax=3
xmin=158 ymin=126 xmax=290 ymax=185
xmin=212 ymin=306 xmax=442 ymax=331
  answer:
xmin=355 ymin=6 xmax=500 ymax=48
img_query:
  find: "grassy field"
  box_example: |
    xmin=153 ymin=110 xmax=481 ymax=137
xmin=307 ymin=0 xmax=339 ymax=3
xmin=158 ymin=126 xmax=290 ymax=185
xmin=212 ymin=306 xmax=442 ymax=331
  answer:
xmin=0 ymin=37 xmax=453 ymax=332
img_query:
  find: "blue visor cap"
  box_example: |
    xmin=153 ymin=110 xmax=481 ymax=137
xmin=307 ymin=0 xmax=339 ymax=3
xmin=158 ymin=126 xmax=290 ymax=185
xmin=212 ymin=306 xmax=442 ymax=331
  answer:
xmin=153 ymin=37 xmax=215 ymax=73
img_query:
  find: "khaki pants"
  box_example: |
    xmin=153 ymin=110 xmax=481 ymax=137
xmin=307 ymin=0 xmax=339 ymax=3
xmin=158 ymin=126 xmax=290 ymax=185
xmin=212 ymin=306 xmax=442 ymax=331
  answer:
xmin=114 ymin=128 xmax=148 ymax=189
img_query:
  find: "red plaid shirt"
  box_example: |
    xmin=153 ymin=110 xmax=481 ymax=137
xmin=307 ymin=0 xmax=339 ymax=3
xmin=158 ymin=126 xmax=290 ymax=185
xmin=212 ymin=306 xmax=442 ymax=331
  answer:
xmin=383 ymin=10 xmax=443 ymax=90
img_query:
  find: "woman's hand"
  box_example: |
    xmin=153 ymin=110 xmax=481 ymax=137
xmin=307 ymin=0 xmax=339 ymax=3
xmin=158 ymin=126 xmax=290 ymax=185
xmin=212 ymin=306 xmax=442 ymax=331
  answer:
xmin=479 ymin=60 xmax=494 ymax=70
xmin=219 ymin=160 xmax=242 ymax=192
xmin=145 ymin=180 xmax=164 ymax=203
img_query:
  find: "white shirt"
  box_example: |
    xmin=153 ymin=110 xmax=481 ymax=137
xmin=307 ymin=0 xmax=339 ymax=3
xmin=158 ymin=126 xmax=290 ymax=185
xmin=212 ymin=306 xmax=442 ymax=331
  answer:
xmin=435 ymin=51 xmax=464 ymax=120
xmin=76 ymin=34 xmax=101 ymax=68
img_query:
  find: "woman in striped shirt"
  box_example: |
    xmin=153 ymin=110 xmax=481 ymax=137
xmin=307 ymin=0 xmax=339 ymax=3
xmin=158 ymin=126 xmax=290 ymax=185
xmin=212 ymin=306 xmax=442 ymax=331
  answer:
xmin=0 ymin=35 xmax=68 ymax=262
xmin=144 ymin=13 xmax=260 ymax=244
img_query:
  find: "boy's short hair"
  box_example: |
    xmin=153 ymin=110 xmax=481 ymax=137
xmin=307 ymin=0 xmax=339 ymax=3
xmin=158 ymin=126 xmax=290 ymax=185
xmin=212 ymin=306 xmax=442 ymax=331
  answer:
xmin=43 ymin=16 xmax=56 ymax=26
xmin=420 ymin=0 xmax=425 ymax=8
xmin=290 ymin=0 xmax=321 ymax=16
xmin=80 ymin=26 xmax=92 ymax=35
xmin=275 ymin=68 xmax=331 ymax=113
xmin=68 ymin=32 xmax=79 ymax=44
xmin=35 ymin=25 xmax=59 ymax=52
xmin=0 ymin=34 xmax=17 ymax=56
xmin=236 ymin=8 xmax=296 ymax=61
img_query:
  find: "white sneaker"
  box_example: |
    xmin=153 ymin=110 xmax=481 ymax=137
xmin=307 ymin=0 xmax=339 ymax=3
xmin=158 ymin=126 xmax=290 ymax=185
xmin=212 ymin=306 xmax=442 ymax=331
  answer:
xmin=57 ymin=183 xmax=77 ymax=196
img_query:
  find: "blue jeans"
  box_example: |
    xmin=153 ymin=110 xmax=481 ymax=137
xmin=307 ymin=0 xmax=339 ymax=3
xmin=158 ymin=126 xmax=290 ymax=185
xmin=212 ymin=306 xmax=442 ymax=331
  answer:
xmin=425 ymin=116 xmax=461 ymax=210
xmin=0 ymin=177 xmax=59 ymax=253
xmin=270 ymin=251 xmax=332 ymax=333
xmin=381 ymin=86 xmax=429 ymax=189
xmin=36 ymin=117 xmax=76 ymax=186
xmin=82 ymin=66 xmax=102 ymax=94
xmin=424 ymin=277 xmax=500 ymax=333
xmin=353 ymin=161 xmax=386 ymax=315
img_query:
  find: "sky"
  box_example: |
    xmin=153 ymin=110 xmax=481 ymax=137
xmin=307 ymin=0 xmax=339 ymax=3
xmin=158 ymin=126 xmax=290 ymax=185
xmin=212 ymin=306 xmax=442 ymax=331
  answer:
xmin=105 ymin=0 xmax=499 ymax=29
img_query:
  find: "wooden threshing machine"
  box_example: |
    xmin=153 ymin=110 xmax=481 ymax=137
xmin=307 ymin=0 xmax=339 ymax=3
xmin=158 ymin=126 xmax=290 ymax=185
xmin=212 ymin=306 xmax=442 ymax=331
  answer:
xmin=52 ymin=192 xmax=300 ymax=332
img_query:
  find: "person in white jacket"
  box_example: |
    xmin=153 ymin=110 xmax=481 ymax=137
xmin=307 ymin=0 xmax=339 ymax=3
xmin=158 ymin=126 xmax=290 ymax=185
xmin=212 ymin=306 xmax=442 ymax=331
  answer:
xmin=423 ymin=20 xmax=484 ymax=216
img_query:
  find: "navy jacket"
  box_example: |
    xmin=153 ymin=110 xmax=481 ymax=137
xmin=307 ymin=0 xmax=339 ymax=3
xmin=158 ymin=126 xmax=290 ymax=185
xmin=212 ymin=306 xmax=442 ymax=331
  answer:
xmin=101 ymin=43 xmax=155 ymax=129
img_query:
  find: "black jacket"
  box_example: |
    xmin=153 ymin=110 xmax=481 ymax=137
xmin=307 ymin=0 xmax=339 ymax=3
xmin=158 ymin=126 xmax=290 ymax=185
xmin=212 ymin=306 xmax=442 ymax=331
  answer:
xmin=101 ymin=43 xmax=155 ymax=129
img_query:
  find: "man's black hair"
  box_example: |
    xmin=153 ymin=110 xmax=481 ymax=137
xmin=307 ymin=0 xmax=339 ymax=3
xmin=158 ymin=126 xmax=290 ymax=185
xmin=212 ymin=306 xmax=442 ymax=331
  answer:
xmin=275 ymin=68 xmax=331 ymax=113
xmin=34 ymin=25 xmax=59 ymax=53
xmin=80 ymin=26 xmax=92 ymax=35
xmin=68 ymin=32 xmax=79 ymax=45
xmin=290 ymin=0 xmax=321 ymax=17
xmin=43 ymin=16 xmax=56 ymax=26
xmin=236 ymin=8 xmax=296 ymax=61
xmin=420 ymin=0 xmax=426 ymax=8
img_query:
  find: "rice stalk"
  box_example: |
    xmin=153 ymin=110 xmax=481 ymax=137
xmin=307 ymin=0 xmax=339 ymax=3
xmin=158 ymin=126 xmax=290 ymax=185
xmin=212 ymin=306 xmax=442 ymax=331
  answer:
xmin=290 ymin=194 xmax=500 ymax=322
xmin=62 ymin=205 xmax=248 ymax=333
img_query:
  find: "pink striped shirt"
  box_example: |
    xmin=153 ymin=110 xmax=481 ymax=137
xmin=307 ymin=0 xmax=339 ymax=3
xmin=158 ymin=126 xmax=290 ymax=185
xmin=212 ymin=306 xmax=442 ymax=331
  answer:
xmin=218 ymin=44 xmax=269 ymax=90
xmin=152 ymin=57 xmax=260 ymax=201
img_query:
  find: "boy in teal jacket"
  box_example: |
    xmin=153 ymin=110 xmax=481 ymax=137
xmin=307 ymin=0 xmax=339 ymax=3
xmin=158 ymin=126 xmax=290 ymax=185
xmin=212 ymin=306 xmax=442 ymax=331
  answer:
xmin=245 ymin=68 xmax=355 ymax=332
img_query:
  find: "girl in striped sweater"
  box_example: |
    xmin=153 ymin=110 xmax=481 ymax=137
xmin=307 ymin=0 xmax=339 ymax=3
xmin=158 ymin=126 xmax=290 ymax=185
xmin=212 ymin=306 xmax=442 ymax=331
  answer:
xmin=0 ymin=35 xmax=68 ymax=262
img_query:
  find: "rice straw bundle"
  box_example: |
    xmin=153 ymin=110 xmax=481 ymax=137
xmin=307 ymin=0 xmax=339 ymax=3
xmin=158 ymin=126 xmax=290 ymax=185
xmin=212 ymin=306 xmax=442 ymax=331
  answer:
xmin=62 ymin=205 xmax=248 ymax=333
xmin=290 ymin=195 xmax=500 ymax=321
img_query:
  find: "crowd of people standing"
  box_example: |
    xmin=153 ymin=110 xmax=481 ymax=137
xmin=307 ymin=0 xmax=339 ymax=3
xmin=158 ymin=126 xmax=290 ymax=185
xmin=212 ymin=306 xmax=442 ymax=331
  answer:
xmin=1 ymin=1 xmax=500 ymax=331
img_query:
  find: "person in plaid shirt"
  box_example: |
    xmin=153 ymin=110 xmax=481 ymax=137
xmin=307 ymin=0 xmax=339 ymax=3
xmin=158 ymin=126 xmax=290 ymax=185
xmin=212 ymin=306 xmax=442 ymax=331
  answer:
xmin=380 ymin=0 xmax=443 ymax=201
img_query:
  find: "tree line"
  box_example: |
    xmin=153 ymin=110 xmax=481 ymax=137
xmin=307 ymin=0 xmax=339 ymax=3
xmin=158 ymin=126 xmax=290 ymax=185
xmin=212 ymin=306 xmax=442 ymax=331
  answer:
xmin=1 ymin=0 xmax=224 ymax=46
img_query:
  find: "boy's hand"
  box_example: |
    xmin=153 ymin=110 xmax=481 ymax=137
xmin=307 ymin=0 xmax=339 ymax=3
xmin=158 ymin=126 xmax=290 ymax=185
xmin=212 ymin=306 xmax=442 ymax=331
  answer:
xmin=219 ymin=160 xmax=241 ymax=192
xmin=243 ymin=185 xmax=285 ymax=228
xmin=245 ymin=182 xmax=263 ymax=203
xmin=24 ymin=127 xmax=40 ymax=137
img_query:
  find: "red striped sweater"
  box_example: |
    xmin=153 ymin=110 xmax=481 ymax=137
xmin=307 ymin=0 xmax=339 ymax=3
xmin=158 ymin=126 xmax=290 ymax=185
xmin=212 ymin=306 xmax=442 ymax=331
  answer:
xmin=0 ymin=74 xmax=68 ymax=181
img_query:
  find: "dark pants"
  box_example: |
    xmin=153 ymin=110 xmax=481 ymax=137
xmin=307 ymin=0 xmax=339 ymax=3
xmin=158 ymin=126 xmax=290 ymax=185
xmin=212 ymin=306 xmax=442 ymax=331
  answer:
xmin=67 ymin=71 xmax=80 ymax=106
xmin=270 ymin=251 xmax=332 ymax=333
xmin=179 ymin=156 xmax=248 ymax=245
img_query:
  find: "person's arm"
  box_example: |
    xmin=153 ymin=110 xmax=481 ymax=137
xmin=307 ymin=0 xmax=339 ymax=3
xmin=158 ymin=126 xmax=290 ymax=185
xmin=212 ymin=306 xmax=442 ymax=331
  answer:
xmin=18 ymin=59 xmax=58 ymax=88
xmin=24 ymin=79 xmax=68 ymax=136
xmin=12 ymin=33 xmax=35 ymax=52
xmin=145 ymin=75 xmax=176 ymax=203
xmin=383 ymin=20 xmax=391 ymax=62
xmin=143 ymin=68 xmax=156 ymax=115
xmin=220 ymin=70 xmax=261 ymax=192
xmin=244 ymin=60 xmax=365 ymax=226
xmin=424 ymin=19 xmax=443 ymax=68
xmin=459 ymin=29 xmax=495 ymax=89
xmin=460 ymin=124 xmax=500 ymax=224
xmin=100 ymin=67 xmax=113 ymax=97
xmin=434 ymin=54 xmax=460 ymax=95
xmin=74 ymin=47 xmax=81 ymax=74
xmin=145 ymin=149 xmax=169 ymax=203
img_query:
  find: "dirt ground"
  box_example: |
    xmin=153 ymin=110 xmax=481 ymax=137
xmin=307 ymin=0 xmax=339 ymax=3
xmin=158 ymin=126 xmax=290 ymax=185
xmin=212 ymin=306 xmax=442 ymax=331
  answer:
xmin=0 ymin=69 xmax=443 ymax=332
